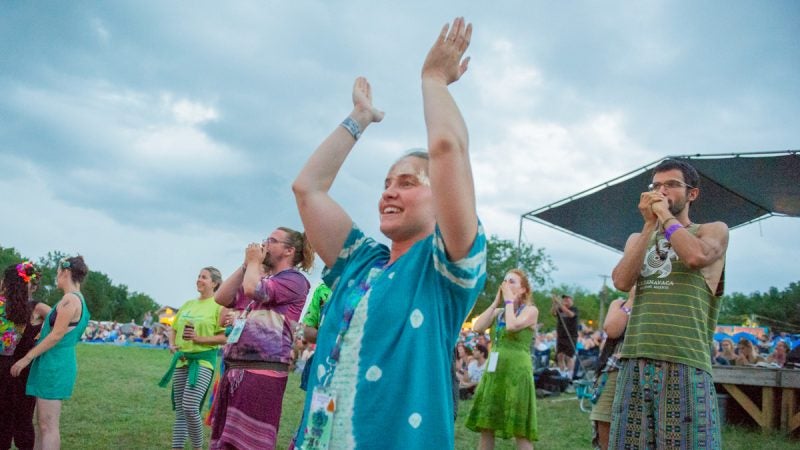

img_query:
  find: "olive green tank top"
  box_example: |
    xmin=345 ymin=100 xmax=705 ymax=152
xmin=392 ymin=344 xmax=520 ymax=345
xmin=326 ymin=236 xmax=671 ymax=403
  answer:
xmin=619 ymin=224 xmax=721 ymax=374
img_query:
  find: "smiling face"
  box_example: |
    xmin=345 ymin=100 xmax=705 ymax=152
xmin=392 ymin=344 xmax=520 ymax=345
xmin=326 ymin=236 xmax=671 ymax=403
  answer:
xmin=378 ymin=156 xmax=435 ymax=243
xmin=651 ymin=168 xmax=699 ymax=216
xmin=196 ymin=269 xmax=215 ymax=295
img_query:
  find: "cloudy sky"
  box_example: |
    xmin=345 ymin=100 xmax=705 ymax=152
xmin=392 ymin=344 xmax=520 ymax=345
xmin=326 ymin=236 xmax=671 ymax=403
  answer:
xmin=2 ymin=2 xmax=798 ymax=308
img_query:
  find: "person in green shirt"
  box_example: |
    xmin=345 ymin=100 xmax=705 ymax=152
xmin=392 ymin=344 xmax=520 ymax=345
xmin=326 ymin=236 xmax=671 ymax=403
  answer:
xmin=162 ymin=266 xmax=227 ymax=450
xmin=610 ymin=159 xmax=729 ymax=449
xmin=299 ymin=282 xmax=331 ymax=391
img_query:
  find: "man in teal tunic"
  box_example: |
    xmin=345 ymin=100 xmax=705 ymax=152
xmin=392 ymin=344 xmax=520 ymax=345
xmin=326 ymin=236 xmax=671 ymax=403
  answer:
xmin=610 ymin=159 xmax=729 ymax=449
xmin=292 ymin=17 xmax=486 ymax=449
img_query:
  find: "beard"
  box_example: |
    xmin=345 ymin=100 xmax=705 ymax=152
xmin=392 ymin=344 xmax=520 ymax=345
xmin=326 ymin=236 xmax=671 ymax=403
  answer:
xmin=668 ymin=197 xmax=688 ymax=216
xmin=262 ymin=252 xmax=274 ymax=271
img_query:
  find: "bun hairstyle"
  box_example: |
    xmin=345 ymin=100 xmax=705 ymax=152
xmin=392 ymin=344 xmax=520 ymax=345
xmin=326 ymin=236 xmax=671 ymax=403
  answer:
xmin=60 ymin=255 xmax=89 ymax=284
xmin=278 ymin=227 xmax=315 ymax=272
xmin=2 ymin=263 xmax=36 ymax=325
xmin=202 ymin=266 xmax=223 ymax=292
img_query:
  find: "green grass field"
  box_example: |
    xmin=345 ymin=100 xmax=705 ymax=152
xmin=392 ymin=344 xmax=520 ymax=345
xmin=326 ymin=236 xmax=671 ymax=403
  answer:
xmin=36 ymin=345 xmax=798 ymax=449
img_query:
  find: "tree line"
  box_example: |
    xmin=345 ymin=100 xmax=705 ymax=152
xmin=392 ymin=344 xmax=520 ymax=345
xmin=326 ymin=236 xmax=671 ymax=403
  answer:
xmin=0 ymin=246 xmax=159 ymax=323
xmin=3 ymin=239 xmax=797 ymax=333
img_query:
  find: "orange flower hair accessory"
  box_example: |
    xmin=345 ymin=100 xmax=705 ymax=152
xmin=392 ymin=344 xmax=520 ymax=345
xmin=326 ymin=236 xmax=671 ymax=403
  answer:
xmin=16 ymin=261 xmax=37 ymax=284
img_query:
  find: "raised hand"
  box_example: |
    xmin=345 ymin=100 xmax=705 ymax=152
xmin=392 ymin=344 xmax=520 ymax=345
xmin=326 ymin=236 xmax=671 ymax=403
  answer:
xmin=245 ymin=242 xmax=267 ymax=266
xmin=352 ymin=77 xmax=384 ymax=124
xmin=638 ymin=191 xmax=661 ymax=225
xmin=501 ymin=279 xmax=517 ymax=302
xmin=422 ymin=17 xmax=472 ymax=85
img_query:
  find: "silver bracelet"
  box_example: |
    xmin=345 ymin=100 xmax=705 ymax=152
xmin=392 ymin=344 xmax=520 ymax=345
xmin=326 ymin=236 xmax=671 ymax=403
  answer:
xmin=340 ymin=116 xmax=362 ymax=140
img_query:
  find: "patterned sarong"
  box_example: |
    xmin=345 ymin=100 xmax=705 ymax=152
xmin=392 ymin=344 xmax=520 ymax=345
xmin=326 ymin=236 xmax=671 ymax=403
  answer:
xmin=609 ymin=358 xmax=721 ymax=449
xmin=209 ymin=368 xmax=289 ymax=450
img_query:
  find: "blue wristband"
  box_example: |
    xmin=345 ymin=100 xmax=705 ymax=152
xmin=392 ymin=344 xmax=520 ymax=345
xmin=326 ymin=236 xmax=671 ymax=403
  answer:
xmin=340 ymin=116 xmax=362 ymax=140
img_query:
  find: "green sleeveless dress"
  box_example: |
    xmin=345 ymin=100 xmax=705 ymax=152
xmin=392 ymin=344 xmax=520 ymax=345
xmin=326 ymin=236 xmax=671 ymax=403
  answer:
xmin=466 ymin=310 xmax=538 ymax=441
xmin=26 ymin=292 xmax=90 ymax=400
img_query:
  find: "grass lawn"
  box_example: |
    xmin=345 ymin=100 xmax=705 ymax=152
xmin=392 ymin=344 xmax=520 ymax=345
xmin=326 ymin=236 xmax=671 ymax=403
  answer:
xmin=39 ymin=345 xmax=799 ymax=449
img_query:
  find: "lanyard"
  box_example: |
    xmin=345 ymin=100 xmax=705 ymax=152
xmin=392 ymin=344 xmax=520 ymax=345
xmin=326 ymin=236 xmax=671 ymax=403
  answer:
xmin=321 ymin=262 xmax=385 ymax=387
xmin=495 ymin=305 xmax=525 ymax=336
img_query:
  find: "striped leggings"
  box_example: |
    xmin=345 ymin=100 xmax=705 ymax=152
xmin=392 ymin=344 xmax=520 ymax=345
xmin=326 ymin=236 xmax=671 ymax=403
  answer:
xmin=172 ymin=366 xmax=213 ymax=449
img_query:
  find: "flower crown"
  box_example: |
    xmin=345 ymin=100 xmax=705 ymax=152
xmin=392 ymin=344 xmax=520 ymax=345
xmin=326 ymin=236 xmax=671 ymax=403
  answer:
xmin=16 ymin=261 xmax=37 ymax=284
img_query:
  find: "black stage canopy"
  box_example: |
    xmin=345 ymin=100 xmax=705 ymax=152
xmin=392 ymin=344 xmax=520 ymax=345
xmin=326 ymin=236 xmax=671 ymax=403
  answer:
xmin=521 ymin=150 xmax=800 ymax=252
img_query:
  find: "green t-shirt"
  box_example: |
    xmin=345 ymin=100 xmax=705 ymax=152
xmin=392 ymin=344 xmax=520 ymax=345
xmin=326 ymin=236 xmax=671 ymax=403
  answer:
xmin=301 ymin=283 xmax=332 ymax=328
xmin=174 ymin=297 xmax=224 ymax=369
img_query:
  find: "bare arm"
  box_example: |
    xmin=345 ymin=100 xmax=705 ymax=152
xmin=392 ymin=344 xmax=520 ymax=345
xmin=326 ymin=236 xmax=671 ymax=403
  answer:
xmin=654 ymin=207 xmax=729 ymax=269
xmin=472 ymin=288 xmax=502 ymax=333
xmin=501 ymin=281 xmax=539 ymax=331
xmin=603 ymin=297 xmax=632 ymax=339
xmin=242 ymin=243 xmax=268 ymax=298
xmin=292 ymin=78 xmax=384 ymax=267
xmin=422 ymin=17 xmax=478 ymax=261
xmin=168 ymin=327 xmax=178 ymax=353
xmin=216 ymin=266 xmax=245 ymax=307
xmin=505 ymin=305 xmax=539 ymax=332
xmin=33 ymin=302 xmax=52 ymax=323
xmin=190 ymin=332 xmax=227 ymax=346
xmin=11 ymin=294 xmax=80 ymax=376
xmin=612 ymin=191 xmax=661 ymax=291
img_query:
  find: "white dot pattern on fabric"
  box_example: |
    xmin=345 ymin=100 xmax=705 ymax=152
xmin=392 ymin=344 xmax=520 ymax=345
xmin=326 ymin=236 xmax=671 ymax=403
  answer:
xmin=409 ymin=309 xmax=424 ymax=328
xmin=365 ymin=365 xmax=382 ymax=382
xmin=347 ymin=279 xmax=355 ymax=288
xmin=388 ymin=272 xmax=395 ymax=279
xmin=317 ymin=363 xmax=326 ymax=381
xmin=408 ymin=413 xmax=422 ymax=429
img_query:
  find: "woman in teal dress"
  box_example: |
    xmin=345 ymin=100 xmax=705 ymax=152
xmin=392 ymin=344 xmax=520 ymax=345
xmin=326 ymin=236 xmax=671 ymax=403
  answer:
xmin=11 ymin=256 xmax=91 ymax=450
xmin=466 ymin=269 xmax=539 ymax=449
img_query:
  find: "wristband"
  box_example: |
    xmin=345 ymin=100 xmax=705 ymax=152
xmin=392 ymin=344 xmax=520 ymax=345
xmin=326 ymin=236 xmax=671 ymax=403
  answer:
xmin=340 ymin=116 xmax=362 ymax=140
xmin=620 ymin=305 xmax=632 ymax=316
xmin=664 ymin=223 xmax=682 ymax=241
xmin=503 ymin=300 xmax=514 ymax=305
xmin=662 ymin=217 xmax=678 ymax=229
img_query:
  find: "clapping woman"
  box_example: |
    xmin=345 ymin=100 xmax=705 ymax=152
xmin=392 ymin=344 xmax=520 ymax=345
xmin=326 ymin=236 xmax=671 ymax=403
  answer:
xmin=466 ymin=269 xmax=539 ymax=450
xmin=11 ymin=256 xmax=91 ymax=450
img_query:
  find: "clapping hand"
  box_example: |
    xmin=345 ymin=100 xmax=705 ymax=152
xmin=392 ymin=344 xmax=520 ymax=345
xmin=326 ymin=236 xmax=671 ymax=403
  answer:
xmin=352 ymin=77 xmax=384 ymax=124
xmin=245 ymin=242 xmax=267 ymax=266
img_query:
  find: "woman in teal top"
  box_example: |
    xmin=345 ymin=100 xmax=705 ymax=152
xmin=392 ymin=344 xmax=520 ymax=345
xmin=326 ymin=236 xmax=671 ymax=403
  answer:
xmin=11 ymin=256 xmax=91 ymax=450
xmin=466 ymin=269 xmax=540 ymax=450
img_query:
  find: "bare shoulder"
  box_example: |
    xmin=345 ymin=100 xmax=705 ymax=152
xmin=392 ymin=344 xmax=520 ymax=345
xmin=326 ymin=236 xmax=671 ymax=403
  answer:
xmin=697 ymin=221 xmax=730 ymax=246
xmin=697 ymin=221 xmax=729 ymax=235
xmin=59 ymin=293 xmax=82 ymax=309
xmin=623 ymin=231 xmax=643 ymax=249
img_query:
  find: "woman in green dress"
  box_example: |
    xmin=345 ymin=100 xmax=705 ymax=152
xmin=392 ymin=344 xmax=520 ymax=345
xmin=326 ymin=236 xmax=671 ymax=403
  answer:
xmin=466 ymin=269 xmax=539 ymax=449
xmin=11 ymin=256 xmax=91 ymax=450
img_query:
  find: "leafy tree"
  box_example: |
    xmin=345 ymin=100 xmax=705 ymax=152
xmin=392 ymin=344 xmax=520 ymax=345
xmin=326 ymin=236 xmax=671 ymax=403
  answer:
xmin=719 ymin=282 xmax=800 ymax=333
xmin=468 ymin=235 xmax=555 ymax=320
xmin=0 ymin=246 xmax=160 ymax=323
xmin=0 ymin=246 xmax=25 ymax=269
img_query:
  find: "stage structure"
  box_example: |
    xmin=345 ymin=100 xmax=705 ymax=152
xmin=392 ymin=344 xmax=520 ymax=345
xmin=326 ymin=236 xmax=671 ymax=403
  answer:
xmin=519 ymin=150 xmax=800 ymax=254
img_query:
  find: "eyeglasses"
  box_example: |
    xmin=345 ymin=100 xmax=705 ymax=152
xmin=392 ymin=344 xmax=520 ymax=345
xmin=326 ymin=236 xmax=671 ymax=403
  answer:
xmin=648 ymin=179 xmax=694 ymax=191
xmin=263 ymin=237 xmax=291 ymax=246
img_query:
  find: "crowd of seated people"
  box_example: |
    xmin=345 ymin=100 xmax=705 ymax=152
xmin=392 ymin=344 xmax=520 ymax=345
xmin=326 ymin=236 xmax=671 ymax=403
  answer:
xmin=80 ymin=318 xmax=170 ymax=347
xmin=713 ymin=332 xmax=796 ymax=368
